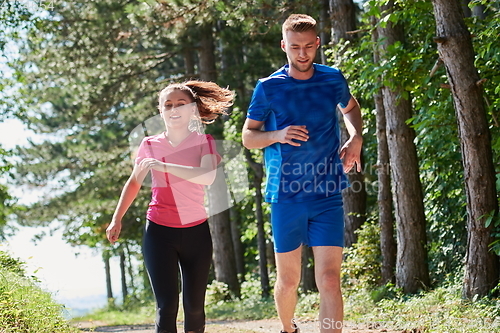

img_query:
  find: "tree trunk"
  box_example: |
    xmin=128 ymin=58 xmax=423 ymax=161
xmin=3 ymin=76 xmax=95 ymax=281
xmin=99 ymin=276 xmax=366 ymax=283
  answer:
xmin=461 ymin=0 xmax=487 ymax=19
xmin=375 ymin=88 xmax=396 ymax=285
xmin=124 ymin=242 xmax=135 ymax=294
xmin=103 ymin=251 xmax=113 ymax=301
xmin=184 ymin=45 xmax=196 ymax=79
xmin=330 ymin=0 xmax=367 ymax=247
xmin=230 ymin=206 xmax=245 ymax=280
xmin=319 ymin=0 xmax=331 ymax=65
xmin=199 ymin=23 xmax=217 ymax=82
xmin=372 ymin=16 xmax=396 ymax=285
xmin=377 ymin=1 xmax=430 ymax=293
xmin=329 ymin=0 xmax=357 ymax=43
xmin=245 ymin=150 xmax=271 ymax=298
xmin=267 ymin=238 xmax=276 ymax=272
xmin=198 ymin=22 xmax=240 ymax=296
xmin=460 ymin=0 xmax=472 ymax=17
xmin=301 ymin=246 xmax=317 ymax=293
xmin=431 ymin=0 xmax=499 ymax=298
xmin=206 ymin=166 xmax=240 ymax=297
xmin=119 ymin=248 xmax=128 ymax=301
xmin=471 ymin=5 xmax=486 ymax=19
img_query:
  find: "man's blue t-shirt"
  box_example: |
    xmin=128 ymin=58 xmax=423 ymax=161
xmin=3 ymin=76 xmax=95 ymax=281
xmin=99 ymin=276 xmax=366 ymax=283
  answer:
xmin=247 ymin=63 xmax=351 ymax=203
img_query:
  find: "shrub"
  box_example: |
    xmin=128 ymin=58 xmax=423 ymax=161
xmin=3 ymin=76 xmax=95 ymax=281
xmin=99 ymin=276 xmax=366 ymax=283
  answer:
xmin=342 ymin=221 xmax=382 ymax=292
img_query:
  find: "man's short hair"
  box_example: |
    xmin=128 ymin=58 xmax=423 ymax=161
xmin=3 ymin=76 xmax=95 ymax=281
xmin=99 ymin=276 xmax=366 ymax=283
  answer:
xmin=282 ymin=14 xmax=317 ymax=37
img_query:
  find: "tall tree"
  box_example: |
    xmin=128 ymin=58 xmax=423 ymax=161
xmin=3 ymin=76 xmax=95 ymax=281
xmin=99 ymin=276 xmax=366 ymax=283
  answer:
xmin=119 ymin=248 xmax=128 ymax=301
xmin=329 ymin=0 xmax=368 ymax=248
xmin=431 ymin=0 xmax=499 ymax=298
xmin=103 ymin=250 xmax=114 ymax=301
xmin=197 ymin=21 xmax=240 ymax=296
xmin=371 ymin=16 xmax=396 ymax=284
xmin=377 ymin=1 xmax=430 ymax=293
xmin=245 ymin=150 xmax=270 ymax=297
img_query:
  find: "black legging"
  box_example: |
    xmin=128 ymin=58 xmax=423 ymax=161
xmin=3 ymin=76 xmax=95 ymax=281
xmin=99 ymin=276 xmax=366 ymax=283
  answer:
xmin=143 ymin=220 xmax=213 ymax=333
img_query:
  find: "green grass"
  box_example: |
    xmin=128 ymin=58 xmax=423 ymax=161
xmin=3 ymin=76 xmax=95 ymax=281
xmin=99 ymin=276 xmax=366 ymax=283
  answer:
xmin=0 ymin=267 xmax=79 ymax=333
xmin=73 ymin=299 xmax=156 ymax=326
xmin=343 ymin=284 xmax=500 ymax=332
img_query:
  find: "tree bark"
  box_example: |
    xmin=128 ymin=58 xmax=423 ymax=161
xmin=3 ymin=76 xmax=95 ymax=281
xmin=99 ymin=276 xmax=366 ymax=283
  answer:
xmin=431 ymin=0 xmax=499 ymax=298
xmin=330 ymin=0 xmax=357 ymax=43
xmin=372 ymin=16 xmax=396 ymax=285
xmin=124 ymin=242 xmax=135 ymax=295
xmin=199 ymin=23 xmax=217 ymax=82
xmin=245 ymin=150 xmax=270 ymax=298
xmin=471 ymin=5 xmax=486 ymax=19
xmin=330 ymin=0 xmax=367 ymax=247
xmin=184 ymin=45 xmax=196 ymax=79
xmin=198 ymin=22 xmax=240 ymax=296
xmin=206 ymin=165 xmax=240 ymax=297
xmin=461 ymin=0 xmax=487 ymax=19
xmin=103 ymin=251 xmax=113 ymax=301
xmin=377 ymin=1 xmax=430 ymax=293
xmin=301 ymin=246 xmax=317 ymax=293
xmin=119 ymin=248 xmax=128 ymax=301
xmin=375 ymin=89 xmax=396 ymax=285
xmin=319 ymin=0 xmax=331 ymax=65
xmin=230 ymin=206 xmax=245 ymax=280
xmin=460 ymin=0 xmax=472 ymax=17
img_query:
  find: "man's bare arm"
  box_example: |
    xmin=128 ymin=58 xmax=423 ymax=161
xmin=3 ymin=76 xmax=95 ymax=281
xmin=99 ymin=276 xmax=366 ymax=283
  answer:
xmin=242 ymin=118 xmax=309 ymax=149
xmin=339 ymin=96 xmax=363 ymax=173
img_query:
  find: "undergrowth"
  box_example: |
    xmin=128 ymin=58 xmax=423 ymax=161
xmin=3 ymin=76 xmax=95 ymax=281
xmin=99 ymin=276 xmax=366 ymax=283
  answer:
xmin=344 ymin=283 xmax=500 ymax=332
xmin=0 ymin=250 xmax=78 ymax=333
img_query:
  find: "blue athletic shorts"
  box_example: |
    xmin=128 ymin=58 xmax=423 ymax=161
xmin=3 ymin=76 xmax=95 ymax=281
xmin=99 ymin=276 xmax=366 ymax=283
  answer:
xmin=271 ymin=193 xmax=344 ymax=253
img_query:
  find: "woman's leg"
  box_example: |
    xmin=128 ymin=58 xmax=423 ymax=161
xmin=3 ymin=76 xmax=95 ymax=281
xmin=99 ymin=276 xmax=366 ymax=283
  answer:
xmin=178 ymin=221 xmax=213 ymax=333
xmin=143 ymin=220 xmax=181 ymax=333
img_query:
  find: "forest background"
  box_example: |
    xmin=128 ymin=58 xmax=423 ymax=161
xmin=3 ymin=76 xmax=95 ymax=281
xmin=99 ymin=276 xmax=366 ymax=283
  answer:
xmin=0 ymin=0 xmax=499 ymax=331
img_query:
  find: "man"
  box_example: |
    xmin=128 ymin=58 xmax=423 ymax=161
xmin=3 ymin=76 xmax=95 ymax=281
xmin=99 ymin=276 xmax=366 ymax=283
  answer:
xmin=242 ymin=14 xmax=363 ymax=333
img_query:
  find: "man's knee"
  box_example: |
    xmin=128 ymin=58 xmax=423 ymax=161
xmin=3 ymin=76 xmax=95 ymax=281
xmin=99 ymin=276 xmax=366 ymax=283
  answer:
xmin=276 ymin=271 xmax=301 ymax=292
xmin=316 ymin=269 xmax=341 ymax=293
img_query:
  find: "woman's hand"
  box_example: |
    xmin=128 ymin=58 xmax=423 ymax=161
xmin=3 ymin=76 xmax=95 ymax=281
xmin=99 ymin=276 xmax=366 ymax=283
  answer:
xmin=106 ymin=220 xmax=122 ymax=243
xmin=139 ymin=158 xmax=168 ymax=173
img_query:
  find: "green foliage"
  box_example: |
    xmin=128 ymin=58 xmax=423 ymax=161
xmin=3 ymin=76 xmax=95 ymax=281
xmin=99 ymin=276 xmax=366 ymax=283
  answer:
xmin=331 ymin=0 xmax=498 ymax=286
xmin=342 ymin=221 xmax=382 ymax=292
xmin=0 ymin=254 xmax=78 ymax=332
xmin=205 ymin=275 xmax=277 ymax=320
xmin=295 ymin=292 xmax=320 ymax=320
xmin=74 ymin=300 xmax=156 ymax=326
xmin=206 ymin=280 xmax=235 ymax=304
xmin=0 ymin=0 xmax=35 ymax=51
xmin=486 ymin=209 xmax=500 ymax=256
xmin=0 ymin=250 xmax=27 ymax=277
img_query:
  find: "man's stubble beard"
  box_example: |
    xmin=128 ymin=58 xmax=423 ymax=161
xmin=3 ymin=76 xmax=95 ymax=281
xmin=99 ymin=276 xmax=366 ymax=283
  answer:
xmin=291 ymin=59 xmax=314 ymax=73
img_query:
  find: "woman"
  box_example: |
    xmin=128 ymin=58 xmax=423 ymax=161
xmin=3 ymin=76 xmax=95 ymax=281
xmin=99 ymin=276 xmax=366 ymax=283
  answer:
xmin=106 ymin=81 xmax=234 ymax=333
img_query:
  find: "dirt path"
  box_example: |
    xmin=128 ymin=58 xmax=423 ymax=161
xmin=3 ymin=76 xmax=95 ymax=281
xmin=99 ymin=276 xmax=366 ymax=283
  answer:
xmin=75 ymin=319 xmax=404 ymax=332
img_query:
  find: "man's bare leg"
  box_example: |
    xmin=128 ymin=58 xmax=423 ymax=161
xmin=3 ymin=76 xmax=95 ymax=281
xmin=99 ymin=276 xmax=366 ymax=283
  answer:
xmin=312 ymin=246 xmax=344 ymax=333
xmin=274 ymin=246 xmax=302 ymax=332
